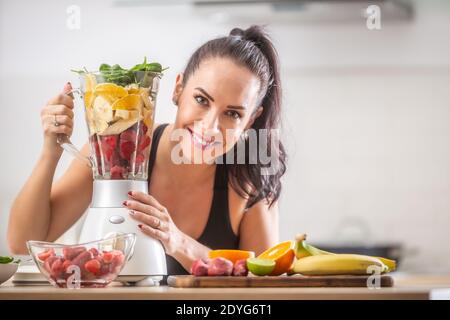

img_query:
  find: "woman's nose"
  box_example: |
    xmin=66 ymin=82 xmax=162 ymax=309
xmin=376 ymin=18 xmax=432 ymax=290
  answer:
xmin=201 ymin=110 xmax=220 ymax=133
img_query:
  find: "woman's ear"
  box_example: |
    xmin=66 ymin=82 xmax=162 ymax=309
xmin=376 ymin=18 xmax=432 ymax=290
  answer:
xmin=245 ymin=106 xmax=263 ymax=129
xmin=172 ymin=73 xmax=184 ymax=106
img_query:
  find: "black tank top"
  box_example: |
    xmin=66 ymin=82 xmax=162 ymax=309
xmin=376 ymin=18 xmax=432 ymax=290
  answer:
xmin=147 ymin=123 xmax=240 ymax=276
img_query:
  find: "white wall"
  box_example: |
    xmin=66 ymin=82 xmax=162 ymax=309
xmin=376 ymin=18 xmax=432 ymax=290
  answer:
xmin=1 ymin=0 xmax=449 ymax=273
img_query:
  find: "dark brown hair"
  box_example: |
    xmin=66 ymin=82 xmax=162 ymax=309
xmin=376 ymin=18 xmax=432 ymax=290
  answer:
xmin=182 ymin=25 xmax=286 ymax=209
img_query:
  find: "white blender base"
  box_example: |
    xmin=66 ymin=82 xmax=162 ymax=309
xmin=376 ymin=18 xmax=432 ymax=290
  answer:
xmin=79 ymin=207 xmax=167 ymax=283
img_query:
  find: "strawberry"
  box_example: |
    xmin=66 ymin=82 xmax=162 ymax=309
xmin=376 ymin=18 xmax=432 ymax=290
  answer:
xmin=89 ymin=247 xmax=99 ymax=257
xmin=102 ymin=135 xmax=118 ymax=149
xmin=37 ymin=248 xmax=55 ymax=262
xmin=120 ymin=129 xmax=137 ymax=143
xmin=50 ymin=258 xmax=64 ymax=278
xmin=63 ymin=246 xmax=86 ymax=261
xmin=135 ymin=153 xmax=145 ymax=164
xmin=110 ymin=165 xmax=126 ymax=179
xmin=102 ymin=251 xmax=114 ymax=264
xmin=62 ymin=260 xmax=72 ymax=272
xmin=84 ymin=259 xmax=101 ymax=275
xmin=71 ymin=250 xmax=94 ymax=274
xmin=119 ymin=141 xmax=136 ymax=161
xmin=138 ymin=135 xmax=151 ymax=152
xmin=140 ymin=122 xmax=148 ymax=135
xmin=43 ymin=256 xmax=59 ymax=274
xmin=111 ymin=253 xmax=125 ymax=274
xmin=190 ymin=259 xmax=210 ymax=276
xmin=103 ymin=146 xmax=114 ymax=162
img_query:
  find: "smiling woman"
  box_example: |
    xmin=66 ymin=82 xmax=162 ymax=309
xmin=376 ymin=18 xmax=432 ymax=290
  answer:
xmin=173 ymin=26 xmax=286 ymax=209
xmin=7 ymin=25 xmax=286 ymax=278
xmin=143 ymin=25 xmax=287 ymax=275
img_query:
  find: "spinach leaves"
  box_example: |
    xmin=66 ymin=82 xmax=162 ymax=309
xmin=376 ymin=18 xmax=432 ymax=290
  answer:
xmin=0 ymin=256 xmax=21 ymax=264
xmin=71 ymin=57 xmax=167 ymax=87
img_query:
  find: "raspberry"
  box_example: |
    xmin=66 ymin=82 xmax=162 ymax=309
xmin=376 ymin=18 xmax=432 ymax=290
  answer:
xmin=119 ymin=141 xmax=136 ymax=161
xmin=110 ymin=165 xmax=127 ymax=179
xmin=138 ymin=135 xmax=151 ymax=152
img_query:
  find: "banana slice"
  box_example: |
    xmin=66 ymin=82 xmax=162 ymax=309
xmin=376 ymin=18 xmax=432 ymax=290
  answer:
xmin=142 ymin=107 xmax=153 ymax=128
xmin=125 ymin=83 xmax=139 ymax=94
xmin=139 ymin=88 xmax=154 ymax=110
xmin=83 ymin=74 xmax=97 ymax=108
xmin=99 ymin=116 xmax=143 ymax=136
xmin=86 ymin=105 xmax=108 ymax=135
xmin=93 ymin=95 xmax=114 ymax=124
xmin=114 ymin=109 xmax=140 ymax=121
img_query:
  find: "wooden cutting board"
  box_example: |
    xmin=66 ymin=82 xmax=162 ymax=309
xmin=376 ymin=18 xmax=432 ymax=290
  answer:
xmin=167 ymin=274 xmax=394 ymax=288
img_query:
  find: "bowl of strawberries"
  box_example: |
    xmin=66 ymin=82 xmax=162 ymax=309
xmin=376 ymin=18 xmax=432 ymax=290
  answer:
xmin=27 ymin=233 xmax=136 ymax=288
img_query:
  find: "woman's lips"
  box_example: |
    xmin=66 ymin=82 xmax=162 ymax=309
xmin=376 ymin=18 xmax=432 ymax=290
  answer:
xmin=187 ymin=127 xmax=219 ymax=150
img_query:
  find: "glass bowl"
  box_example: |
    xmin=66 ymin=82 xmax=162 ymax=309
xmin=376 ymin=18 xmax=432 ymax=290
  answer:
xmin=27 ymin=233 xmax=136 ymax=288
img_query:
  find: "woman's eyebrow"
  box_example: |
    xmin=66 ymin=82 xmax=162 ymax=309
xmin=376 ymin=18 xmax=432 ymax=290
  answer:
xmin=227 ymin=105 xmax=246 ymax=110
xmin=195 ymin=87 xmax=215 ymax=102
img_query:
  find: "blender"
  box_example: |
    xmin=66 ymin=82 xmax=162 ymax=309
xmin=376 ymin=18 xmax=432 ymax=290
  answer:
xmin=57 ymin=70 xmax=167 ymax=285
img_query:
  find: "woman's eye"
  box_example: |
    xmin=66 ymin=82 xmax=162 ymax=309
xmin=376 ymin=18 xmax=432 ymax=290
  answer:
xmin=226 ymin=110 xmax=242 ymax=120
xmin=194 ymin=95 xmax=208 ymax=105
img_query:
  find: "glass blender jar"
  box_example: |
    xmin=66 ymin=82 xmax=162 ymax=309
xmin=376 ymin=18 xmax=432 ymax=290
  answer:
xmin=58 ymin=70 xmax=167 ymax=284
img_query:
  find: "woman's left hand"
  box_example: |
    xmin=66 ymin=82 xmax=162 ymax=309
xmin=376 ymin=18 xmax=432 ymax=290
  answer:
xmin=124 ymin=191 xmax=184 ymax=256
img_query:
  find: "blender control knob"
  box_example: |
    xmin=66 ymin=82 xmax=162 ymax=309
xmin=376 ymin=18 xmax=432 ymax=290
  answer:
xmin=109 ymin=215 xmax=125 ymax=224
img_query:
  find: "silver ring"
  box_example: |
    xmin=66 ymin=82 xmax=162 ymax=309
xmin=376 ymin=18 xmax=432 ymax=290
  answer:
xmin=54 ymin=114 xmax=60 ymax=127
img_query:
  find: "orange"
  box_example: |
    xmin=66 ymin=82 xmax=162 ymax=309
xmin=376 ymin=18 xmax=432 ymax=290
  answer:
xmin=208 ymin=249 xmax=255 ymax=264
xmin=257 ymin=241 xmax=295 ymax=276
xmin=112 ymin=94 xmax=142 ymax=110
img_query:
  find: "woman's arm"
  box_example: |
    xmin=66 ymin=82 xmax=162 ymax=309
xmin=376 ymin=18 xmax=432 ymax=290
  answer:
xmin=170 ymin=234 xmax=211 ymax=272
xmin=7 ymin=143 xmax=93 ymax=253
xmin=238 ymin=200 xmax=280 ymax=255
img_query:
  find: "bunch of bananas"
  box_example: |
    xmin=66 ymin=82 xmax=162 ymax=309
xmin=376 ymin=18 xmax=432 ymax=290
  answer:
xmin=290 ymin=234 xmax=396 ymax=276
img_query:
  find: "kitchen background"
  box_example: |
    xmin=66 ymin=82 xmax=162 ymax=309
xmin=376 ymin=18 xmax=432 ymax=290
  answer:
xmin=0 ymin=0 xmax=449 ymax=274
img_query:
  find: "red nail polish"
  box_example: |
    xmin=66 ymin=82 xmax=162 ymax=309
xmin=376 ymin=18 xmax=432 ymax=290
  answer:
xmin=122 ymin=201 xmax=127 ymax=206
xmin=138 ymin=224 xmax=143 ymax=229
xmin=128 ymin=191 xmax=133 ymax=196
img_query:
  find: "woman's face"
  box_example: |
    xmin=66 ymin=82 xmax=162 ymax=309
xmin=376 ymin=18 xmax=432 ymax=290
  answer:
xmin=172 ymin=57 xmax=263 ymax=164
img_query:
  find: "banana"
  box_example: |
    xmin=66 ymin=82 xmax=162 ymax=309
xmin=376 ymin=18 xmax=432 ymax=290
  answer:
xmin=114 ymin=109 xmax=139 ymax=121
xmin=92 ymin=95 xmax=114 ymax=124
xmin=294 ymin=234 xmax=396 ymax=272
xmin=295 ymin=234 xmax=334 ymax=258
xmin=99 ymin=116 xmax=143 ymax=136
xmin=292 ymin=254 xmax=388 ymax=276
xmin=139 ymin=88 xmax=154 ymax=110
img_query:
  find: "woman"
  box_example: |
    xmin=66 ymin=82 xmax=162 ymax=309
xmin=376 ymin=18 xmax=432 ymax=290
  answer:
xmin=7 ymin=25 xmax=286 ymax=275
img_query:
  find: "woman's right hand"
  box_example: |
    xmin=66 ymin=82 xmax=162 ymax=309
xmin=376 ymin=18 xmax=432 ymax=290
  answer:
xmin=40 ymin=82 xmax=75 ymax=157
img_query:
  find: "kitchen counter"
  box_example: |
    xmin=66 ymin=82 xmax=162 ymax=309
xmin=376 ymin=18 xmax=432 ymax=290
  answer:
xmin=1 ymin=274 xmax=449 ymax=300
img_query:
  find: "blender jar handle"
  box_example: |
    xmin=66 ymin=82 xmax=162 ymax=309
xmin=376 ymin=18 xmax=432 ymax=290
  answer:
xmin=56 ymin=88 xmax=93 ymax=168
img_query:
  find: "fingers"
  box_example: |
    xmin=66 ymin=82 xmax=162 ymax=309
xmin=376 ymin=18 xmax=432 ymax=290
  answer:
xmin=41 ymin=104 xmax=75 ymax=119
xmin=128 ymin=191 xmax=166 ymax=212
xmin=123 ymin=200 xmax=167 ymax=221
xmin=42 ymin=121 xmax=73 ymax=136
xmin=41 ymin=106 xmax=74 ymax=136
xmin=138 ymin=223 xmax=169 ymax=242
xmin=47 ymin=92 xmax=74 ymax=109
xmin=43 ymin=114 xmax=73 ymax=128
xmin=129 ymin=210 xmax=166 ymax=231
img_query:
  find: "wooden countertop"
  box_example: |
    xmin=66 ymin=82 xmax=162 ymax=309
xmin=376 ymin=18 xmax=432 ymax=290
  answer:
xmin=1 ymin=274 xmax=450 ymax=300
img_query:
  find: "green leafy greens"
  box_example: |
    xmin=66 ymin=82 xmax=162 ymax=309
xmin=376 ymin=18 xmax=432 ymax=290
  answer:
xmin=71 ymin=57 xmax=168 ymax=87
xmin=0 ymin=256 xmax=21 ymax=264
